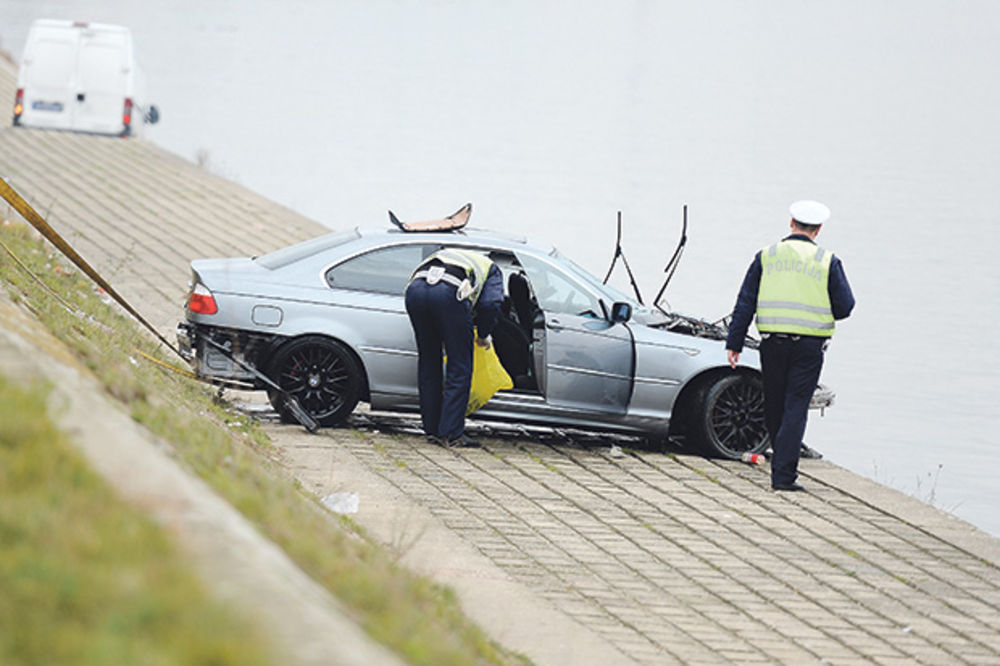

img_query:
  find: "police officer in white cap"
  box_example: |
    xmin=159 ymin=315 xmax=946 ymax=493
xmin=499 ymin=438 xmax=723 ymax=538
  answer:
xmin=726 ymin=200 xmax=855 ymax=491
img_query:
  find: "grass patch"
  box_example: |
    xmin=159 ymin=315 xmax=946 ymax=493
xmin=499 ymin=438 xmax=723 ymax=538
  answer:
xmin=0 ymin=374 xmax=271 ymax=666
xmin=0 ymin=219 xmax=529 ymax=665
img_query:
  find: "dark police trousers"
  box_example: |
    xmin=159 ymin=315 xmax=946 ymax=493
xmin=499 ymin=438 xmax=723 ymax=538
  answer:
xmin=404 ymin=277 xmax=474 ymax=440
xmin=759 ymin=335 xmax=826 ymax=486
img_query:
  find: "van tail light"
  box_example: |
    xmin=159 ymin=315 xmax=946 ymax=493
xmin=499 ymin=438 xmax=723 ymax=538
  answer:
xmin=13 ymin=88 xmax=24 ymax=123
xmin=121 ymin=97 xmax=133 ymax=135
xmin=187 ymin=283 xmax=218 ymax=315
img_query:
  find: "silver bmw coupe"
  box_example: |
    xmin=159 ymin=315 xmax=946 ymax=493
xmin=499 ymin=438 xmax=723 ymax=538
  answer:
xmin=177 ymin=208 xmax=832 ymax=459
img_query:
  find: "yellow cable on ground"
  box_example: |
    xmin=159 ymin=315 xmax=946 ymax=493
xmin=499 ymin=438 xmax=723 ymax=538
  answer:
xmin=0 ymin=175 xmax=183 ymax=358
xmin=134 ymin=350 xmax=199 ymax=378
xmin=0 ymin=235 xmax=77 ymax=311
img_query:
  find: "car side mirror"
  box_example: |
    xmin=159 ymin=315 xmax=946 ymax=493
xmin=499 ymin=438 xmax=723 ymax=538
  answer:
xmin=145 ymin=105 xmax=160 ymax=124
xmin=610 ymin=301 xmax=632 ymax=323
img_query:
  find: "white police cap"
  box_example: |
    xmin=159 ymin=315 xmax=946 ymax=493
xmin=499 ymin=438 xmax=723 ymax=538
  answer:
xmin=790 ymin=200 xmax=830 ymax=225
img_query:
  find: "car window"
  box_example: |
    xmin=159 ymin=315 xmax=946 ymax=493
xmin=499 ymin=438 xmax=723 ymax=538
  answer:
xmin=325 ymin=244 xmax=438 ymax=295
xmin=551 ymin=248 xmax=642 ymax=308
xmin=517 ymin=253 xmax=604 ymax=317
xmin=255 ymin=229 xmax=360 ymax=269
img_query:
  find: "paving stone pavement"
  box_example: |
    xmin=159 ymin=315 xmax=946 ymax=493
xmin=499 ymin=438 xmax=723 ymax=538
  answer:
xmin=3 ymin=55 xmax=1000 ymax=665
xmin=285 ymin=418 xmax=1000 ymax=666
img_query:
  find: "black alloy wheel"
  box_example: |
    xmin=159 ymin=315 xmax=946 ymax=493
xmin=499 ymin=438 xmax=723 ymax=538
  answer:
xmin=266 ymin=336 xmax=362 ymax=427
xmin=691 ymin=373 xmax=769 ymax=459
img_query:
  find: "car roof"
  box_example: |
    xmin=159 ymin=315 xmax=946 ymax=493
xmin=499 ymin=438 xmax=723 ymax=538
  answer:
xmin=353 ymin=225 xmax=555 ymax=255
xmin=253 ymin=224 xmax=559 ymax=272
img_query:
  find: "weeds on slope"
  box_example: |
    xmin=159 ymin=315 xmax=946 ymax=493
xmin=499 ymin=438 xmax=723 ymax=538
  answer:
xmin=0 ymin=374 xmax=271 ymax=666
xmin=0 ymin=218 xmax=529 ymax=666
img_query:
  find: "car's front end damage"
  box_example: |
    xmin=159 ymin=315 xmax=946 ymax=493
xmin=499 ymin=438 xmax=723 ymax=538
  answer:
xmin=644 ymin=311 xmax=835 ymax=414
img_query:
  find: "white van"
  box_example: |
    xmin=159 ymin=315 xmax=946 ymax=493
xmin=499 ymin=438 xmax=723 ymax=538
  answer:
xmin=12 ymin=19 xmax=159 ymax=137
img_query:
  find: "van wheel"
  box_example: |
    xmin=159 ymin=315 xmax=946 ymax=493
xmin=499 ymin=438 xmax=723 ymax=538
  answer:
xmin=266 ymin=336 xmax=362 ymax=427
xmin=690 ymin=373 xmax=769 ymax=459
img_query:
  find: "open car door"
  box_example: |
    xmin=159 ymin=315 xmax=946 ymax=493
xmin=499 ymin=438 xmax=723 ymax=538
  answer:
xmin=516 ymin=253 xmax=633 ymax=414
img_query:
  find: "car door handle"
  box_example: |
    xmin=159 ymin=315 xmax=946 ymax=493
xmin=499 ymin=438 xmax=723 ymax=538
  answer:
xmin=548 ymin=318 xmax=564 ymax=331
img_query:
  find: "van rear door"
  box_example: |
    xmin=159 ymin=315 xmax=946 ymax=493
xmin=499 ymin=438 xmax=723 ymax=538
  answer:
xmin=19 ymin=24 xmax=78 ymax=130
xmin=74 ymin=26 xmax=130 ymax=134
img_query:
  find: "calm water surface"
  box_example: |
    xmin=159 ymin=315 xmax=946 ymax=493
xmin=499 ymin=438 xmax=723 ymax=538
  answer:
xmin=3 ymin=1 xmax=998 ymax=534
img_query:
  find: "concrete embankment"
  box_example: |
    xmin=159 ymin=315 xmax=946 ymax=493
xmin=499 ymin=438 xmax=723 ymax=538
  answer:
xmin=3 ymin=54 xmax=1000 ymax=665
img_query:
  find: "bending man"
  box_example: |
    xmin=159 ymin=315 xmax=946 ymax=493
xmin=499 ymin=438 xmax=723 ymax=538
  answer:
xmin=405 ymin=247 xmax=503 ymax=448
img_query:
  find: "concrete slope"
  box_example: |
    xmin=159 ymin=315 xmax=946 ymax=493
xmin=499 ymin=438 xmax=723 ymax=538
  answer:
xmin=0 ymin=126 xmax=323 ymax=334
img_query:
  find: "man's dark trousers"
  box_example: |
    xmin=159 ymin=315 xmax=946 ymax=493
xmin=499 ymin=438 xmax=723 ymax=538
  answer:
xmin=404 ymin=278 xmax=474 ymax=440
xmin=759 ymin=335 xmax=826 ymax=486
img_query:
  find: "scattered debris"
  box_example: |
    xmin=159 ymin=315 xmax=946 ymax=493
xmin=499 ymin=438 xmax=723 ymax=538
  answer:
xmin=322 ymin=492 xmax=359 ymax=514
xmin=230 ymin=402 xmax=676 ymax=453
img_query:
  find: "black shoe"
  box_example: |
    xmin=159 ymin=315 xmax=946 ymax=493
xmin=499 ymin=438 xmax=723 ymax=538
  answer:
xmin=800 ymin=443 xmax=823 ymax=460
xmin=444 ymin=434 xmax=481 ymax=449
xmin=427 ymin=435 xmax=445 ymax=446
xmin=772 ymin=482 xmax=805 ymax=492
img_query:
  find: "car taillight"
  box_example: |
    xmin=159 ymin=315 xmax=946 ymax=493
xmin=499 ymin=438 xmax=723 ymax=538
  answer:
xmin=122 ymin=97 xmax=133 ymax=132
xmin=13 ymin=88 xmax=24 ymax=120
xmin=187 ymin=283 xmax=218 ymax=315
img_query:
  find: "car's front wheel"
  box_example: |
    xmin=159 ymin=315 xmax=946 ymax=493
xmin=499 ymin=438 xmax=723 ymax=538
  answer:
xmin=266 ymin=336 xmax=362 ymax=427
xmin=689 ymin=373 xmax=769 ymax=459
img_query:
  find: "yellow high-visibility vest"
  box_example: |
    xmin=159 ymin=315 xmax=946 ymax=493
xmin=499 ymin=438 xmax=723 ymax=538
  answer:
xmin=756 ymin=240 xmax=835 ymax=337
xmin=409 ymin=248 xmax=493 ymax=305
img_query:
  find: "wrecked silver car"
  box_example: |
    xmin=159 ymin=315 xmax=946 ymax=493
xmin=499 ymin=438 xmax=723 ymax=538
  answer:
xmin=177 ymin=205 xmax=832 ymax=458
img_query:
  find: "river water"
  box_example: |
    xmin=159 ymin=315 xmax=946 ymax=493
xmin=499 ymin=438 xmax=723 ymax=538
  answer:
xmin=3 ymin=1 xmax=998 ymax=535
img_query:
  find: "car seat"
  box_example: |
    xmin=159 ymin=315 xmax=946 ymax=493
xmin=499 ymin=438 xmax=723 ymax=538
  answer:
xmin=492 ymin=317 xmax=533 ymax=389
xmin=507 ymin=272 xmax=535 ymax=337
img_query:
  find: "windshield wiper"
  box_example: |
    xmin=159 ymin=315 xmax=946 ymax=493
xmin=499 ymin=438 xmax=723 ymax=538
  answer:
xmin=653 ymin=205 xmax=688 ymax=315
xmin=602 ymin=210 xmax=645 ymax=305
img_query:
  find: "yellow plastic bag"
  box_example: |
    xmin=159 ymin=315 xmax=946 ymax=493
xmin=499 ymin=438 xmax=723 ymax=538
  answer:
xmin=467 ymin=342 xmax=513 ymax=415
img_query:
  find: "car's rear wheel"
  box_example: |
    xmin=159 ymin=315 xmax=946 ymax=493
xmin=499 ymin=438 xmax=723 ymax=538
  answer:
xmin=266 ymin=336 xmax=362 ymax=427
xmin=690 ymin=373 xmax=769 ymax=459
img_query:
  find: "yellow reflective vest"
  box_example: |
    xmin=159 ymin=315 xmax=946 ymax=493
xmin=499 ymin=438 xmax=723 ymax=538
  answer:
xmin=409 ymin=248 xmax=493 ymax=306
xmin=756 ymin=240 xmax=835 ymax=337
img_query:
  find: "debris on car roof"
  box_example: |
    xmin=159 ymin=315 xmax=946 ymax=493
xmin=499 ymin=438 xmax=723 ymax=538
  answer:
xmin=388 ymin=202 xmax=471 ymax=232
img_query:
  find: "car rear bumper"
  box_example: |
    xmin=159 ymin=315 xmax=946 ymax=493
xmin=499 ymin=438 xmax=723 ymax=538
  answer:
xmin=177 ymin=321 xmax=277 ymax=389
